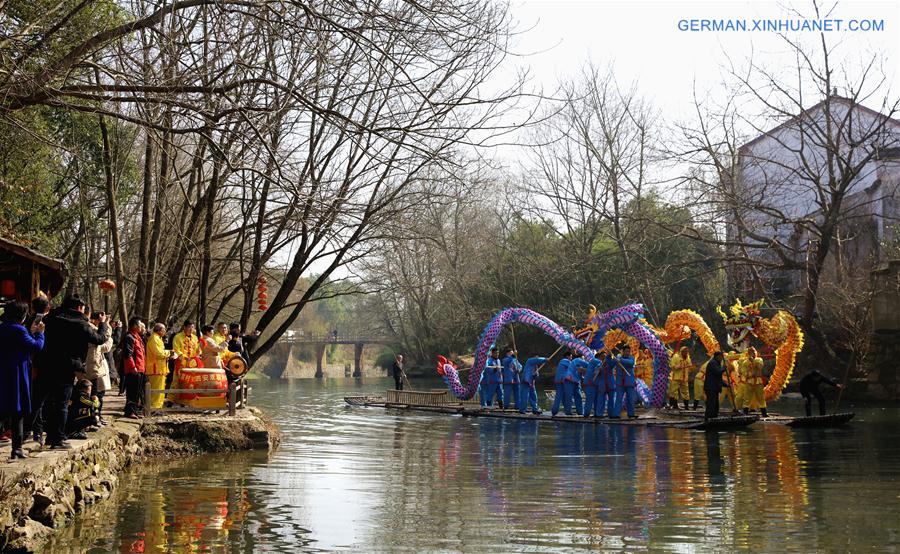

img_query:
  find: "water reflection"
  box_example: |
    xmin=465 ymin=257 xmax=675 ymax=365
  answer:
xmin=45 ymin=379 xmax=900 ymax=552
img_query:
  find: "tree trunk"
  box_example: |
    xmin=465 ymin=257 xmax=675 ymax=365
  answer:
xmin=142 ymin=121 xmax=172 ymax=319
xmin=133 ymin=134 xmax=154 ymax=314
xmin=197 ymin=154 xmax=221 ymax=326
xmin=98 ymin=114 xmax=129 ymax=323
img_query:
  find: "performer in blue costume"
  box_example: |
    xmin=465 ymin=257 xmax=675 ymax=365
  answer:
xmin=582 ymin=354 xmax=603 ymax=417
xmin=613 ymin=345 xmax=638 ymax=419
xmin=597 ymin=351 xmax=616 ymax=418
xmin=568 ymin=356 xmax=587 ymax=416
xmin=518 ymin=356 xmax=547 ymax=414
xmin=484 ymin=347 xmax=503 ymax=407
xmin=551 ymin=352 xmax=574 ymax=415
xmin=501 ymin=349 xmax=520 ymax=411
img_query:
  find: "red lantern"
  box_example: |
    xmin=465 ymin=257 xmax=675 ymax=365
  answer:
xmin=257 ymin=292 xmax=268 ymax=300
xmin=257 ymin=276 xmax=267 ymax=286
xmin=99 ymin=279 xmax=116 ymax=292
xmin=0 ymin=279 xmax=15 ymax=297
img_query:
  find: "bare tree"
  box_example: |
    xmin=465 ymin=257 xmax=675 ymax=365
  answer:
xmin=672 ymin=5 xmax=900 ymax=362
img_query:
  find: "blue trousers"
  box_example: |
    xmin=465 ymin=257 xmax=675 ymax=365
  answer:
xmin=518 ymin=383 xmax=540 ymax=413
xmin=503 ymin=384 xmax=518 ymax=409
xmin=561 ymin=381 xmax=577 ymax=415
xmin=490 ymin=383 xmax=504 ymax=407
xmin=479 ymin=385 xmax=487 ymax=407
xmin=583 ymin=386 xmax=598 ymax=417
xmin=551 ymin=382 xmax=571 ymax=415
xmin=597 ymin=390 xmax=615 ymax=417
xmin=572 ymin=382 xmax=584 ymax=416
xmin=614 ymin=386 xmax=637 ymax=418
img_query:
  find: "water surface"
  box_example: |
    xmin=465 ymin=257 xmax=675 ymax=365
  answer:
xmin=45 ymin=378 xmax=900 ymax=552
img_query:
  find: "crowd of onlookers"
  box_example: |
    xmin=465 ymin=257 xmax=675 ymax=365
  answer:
xmin=0 ymin=293 xmax=258 ymax=460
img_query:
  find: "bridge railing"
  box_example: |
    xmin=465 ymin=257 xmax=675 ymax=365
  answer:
xmin=279 ymin=332 xmax=393 ymax=344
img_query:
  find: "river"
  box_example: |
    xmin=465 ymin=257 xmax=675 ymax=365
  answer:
xmin=44 ymin=377 xmax=900 ymax=552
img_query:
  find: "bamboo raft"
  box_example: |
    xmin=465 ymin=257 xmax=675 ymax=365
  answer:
xmin=544 ymin=392 xmax=857 ymax=429
xmin=343 ymin=390 xmax=758 ymax=430
xmin=756 ymin=412 xmax=856 ymax=428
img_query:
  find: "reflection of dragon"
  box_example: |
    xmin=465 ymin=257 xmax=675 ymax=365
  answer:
xmin=437 ymin=305 xmax=672 ymax=408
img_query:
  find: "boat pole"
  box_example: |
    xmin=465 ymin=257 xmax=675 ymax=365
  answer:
xmin=833 ymin=350 xmax=855 ymax=414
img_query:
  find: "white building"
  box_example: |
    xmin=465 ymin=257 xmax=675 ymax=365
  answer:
xmin=728 ymin=96 xmax=900 ymax=300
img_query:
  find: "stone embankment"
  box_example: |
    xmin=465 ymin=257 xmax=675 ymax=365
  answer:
xmin=0 ymin=407 xmax=280 ymax=552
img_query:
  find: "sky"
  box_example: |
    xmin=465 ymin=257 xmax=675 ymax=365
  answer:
xmin=304 ymin=0 xmax=900 ymax=276
xmin=503 ymin=0 xmax=899 ymax=123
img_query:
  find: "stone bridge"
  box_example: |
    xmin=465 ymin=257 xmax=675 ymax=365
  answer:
xmin=278 ymin=332 xmax=394 ymax=378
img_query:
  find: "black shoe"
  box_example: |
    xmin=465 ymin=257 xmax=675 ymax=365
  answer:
xmin=33 ymin=434 xmax=44 ymax=446
xmin=69 ymin=432 xmax=88 ymax=440
xmin=693 ymin=401 xmax=699 ymax=410
xmin=99 ymin=418 xmax=109 ymax=426
xmin=761 ymin=409 xmax=768 ymax=418
xmin=49 ymin=441 xmax=73 ymax=450
xmin=10 ymin=448 xmax=27 ymax=459
xmin=87 ymin=426 xmax=100 ymax=432
xmin=683 ymin=401 xmax=690 ymax=410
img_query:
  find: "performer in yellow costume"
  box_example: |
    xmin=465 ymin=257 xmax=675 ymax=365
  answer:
xmin=693 ymin=360 xmax=707 ymax=409
xmin=739 ymin=346 xmax=767 ymax=417
xmin=719 ymin=353 xmax=743 ymax=412
xmin=668 ymin=346 xmax=693 ymax=410
xmin=635 ymin=349 xmax=654 ymax=388
xmin=146 ymin=323 xmax=175 ymax=408
xmin=212 ymin=322 xmax=230 ymax=347
xmin=172 ymin=320 xmax=202 ymax=380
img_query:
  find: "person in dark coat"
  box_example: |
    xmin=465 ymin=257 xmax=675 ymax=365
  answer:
xmin=799 ymin=370 xmax=842 ymax=416
xmin=703 ymin=351 xmax=729 ymax=420
xmin=122 ymin=317 xmax=147 ymax=419
xmin=25 ymin=294 xmax=50 ymax=444
xmin=36 ymin=295 xmax=108 ymax=449
xmin=227 ymin=323 xmax=260 ymax=364
xmin=106 ymin=319 xmax=122 ymax=386
xmin=0 ymin=300 xmax=45 ymax=459
xmin=392 ymin=354 xmax=405 ymax=390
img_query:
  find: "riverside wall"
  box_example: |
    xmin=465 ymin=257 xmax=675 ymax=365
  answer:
xmin=0 ymin=407 xmax=280 ymax=553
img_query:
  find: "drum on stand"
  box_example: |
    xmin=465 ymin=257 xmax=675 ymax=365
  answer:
xmin=226 ymin=355 xmax=249 ymax=379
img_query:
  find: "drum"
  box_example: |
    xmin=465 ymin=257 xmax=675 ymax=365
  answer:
xmin=176 ymin=367 xmax=228 ymax=409
xmin=226 ymin=355 xmax=248 ymax=378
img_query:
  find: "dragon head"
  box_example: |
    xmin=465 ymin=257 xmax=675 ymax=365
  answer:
xmin=717 ymin=298 xmax=764 ymax=353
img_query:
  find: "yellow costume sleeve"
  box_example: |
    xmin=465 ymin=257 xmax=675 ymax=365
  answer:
xmin=172 ymin=332 xmax=185 ymax=357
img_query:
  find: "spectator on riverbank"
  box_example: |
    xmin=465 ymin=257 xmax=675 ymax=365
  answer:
xmin=38 ymin=295 xmax=108 ymax=449
xmin=83 ymin=312 xmax=113 ymax=425
xmin=25 ymin=293 xmax=50 ymax=444
xmin=106 ymin=319 xmax=122 ymax=387
xmin=200 ymin=325 xmax=227 ymax=369
xmin=122 ymin=317 xmax=146 ymax=419
xmin=392 ymin=354 xmax=405 ymax=390
xmin=227 ymin=323 xmax=260 ymax=364
xmin=65 ymin=379 xmax=99 ymax=439
xmin=0 ymin=300 xmax=45 ymax=459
